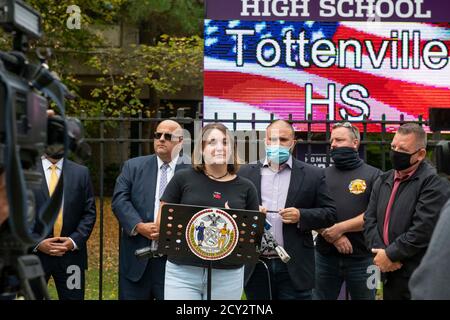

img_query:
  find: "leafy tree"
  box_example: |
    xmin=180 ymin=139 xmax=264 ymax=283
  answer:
xmin=89 ymin=35 xmax=202 ymax=116
xmin=127 ymin=0 xmax=204 ymax=44
xmin=1 ymin=1 xmax=204 ymax=116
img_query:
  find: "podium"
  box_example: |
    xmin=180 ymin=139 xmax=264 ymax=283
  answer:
xmin=158 ymin=203 xmax=265 ymax=300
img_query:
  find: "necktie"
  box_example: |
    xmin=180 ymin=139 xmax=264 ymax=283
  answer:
xmin=383 ymin=177 xmax=402 ymax=246
xmin=49 ymin=164 xmax=63 ymax=237
xmin=151 ymin=163 xmax=170 ymax=252
xmin=159 ymin=163 xmax=170 ymax=199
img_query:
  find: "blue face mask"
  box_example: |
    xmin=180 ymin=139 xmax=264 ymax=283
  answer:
xmin=266 ymin=145 xmax=291 ymax=164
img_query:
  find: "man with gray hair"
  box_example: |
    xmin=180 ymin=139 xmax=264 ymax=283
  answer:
xmin=314 ymin=122 xmax=381 ymax=300
xmin=364 ymin=123 xmax=450 ymax=300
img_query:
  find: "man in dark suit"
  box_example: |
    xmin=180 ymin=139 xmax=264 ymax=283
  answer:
xmin=33 ymin=152 xmax=96 ymax=300
xmin=364 ymin=123 xmax=450 ymax=300
xmin=238 ymin=120 xmax=336 ymax=300
xmin=112 ymin=120 xmax=189 ymax=300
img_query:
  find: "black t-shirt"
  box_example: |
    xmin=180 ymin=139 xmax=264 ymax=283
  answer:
xmin=316 ymin=163 xmax=382 ymax=257
xmin=160 ymin=167 xmax=260 ymax=269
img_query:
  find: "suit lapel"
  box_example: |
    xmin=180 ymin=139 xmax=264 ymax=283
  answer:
xmin=144 ymin=155 xmax=158 ymax=220
xmin=284 ymin=159 xmax=305 ymax=208
xmin=37 ymin=160 xmax=50 ymax=201
xmin=378 ymin=172 xmax=394 ymax=234
xmin=62 ymin=160 xmax=70 ymax=215
xmin=251 ymin=162 xmax=263 ymax=202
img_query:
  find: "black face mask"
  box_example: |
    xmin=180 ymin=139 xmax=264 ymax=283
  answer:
xmin=390 ymin=149 xmax=420 ymax=171
xmin=45 ymin=145 xmax=64 ymax=160
xmin=45 ymin=152 xmax=64 ymax=160
xmin=331 ymin=147 xmax=363 ymax=170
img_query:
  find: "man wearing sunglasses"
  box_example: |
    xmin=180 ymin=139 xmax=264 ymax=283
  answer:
xmin=364 ymin=123 xmax=450 ymax=300
xmin=112 ymin=120 xmax=189 ymax=300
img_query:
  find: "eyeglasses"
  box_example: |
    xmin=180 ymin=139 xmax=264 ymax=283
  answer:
xmin=154 ymin=132 xmax=179 ymax=141
xmin=332 ymin=122 xmax=359 ymax=138
xmin=332 ymin=122 xmax=353 ymax=129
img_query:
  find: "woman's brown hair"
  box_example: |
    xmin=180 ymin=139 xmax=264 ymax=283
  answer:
xmin=192 ymin=123 xmax=240 ymax=174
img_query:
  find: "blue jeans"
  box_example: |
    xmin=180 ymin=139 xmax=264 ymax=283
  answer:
xmin=164 ymin=261 xmax=244 ymax=300
xmin=313 ymin=251 xmax=376 ymax=300
xmin=245 ymin=258 xmax=312 ymax=300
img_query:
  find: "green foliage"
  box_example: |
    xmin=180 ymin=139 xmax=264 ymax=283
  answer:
xmin=19 ymin=1 xmax=128 ymax=115
xmin=0 ymin=1 xmax=204 ymax=117
xmin=126 ymin=0 xmax=203 ymax=36
xmin=0 ymin=31 xmax=11 ymax=50
xmin=87 ymin=35 xmax=203 ymax=116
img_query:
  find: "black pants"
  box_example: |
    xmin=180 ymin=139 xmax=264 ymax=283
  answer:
xmin=383 ymin=274 xmax=411 ymax=300
xmin=119 ymin=256 xmax=166 ymax=300
xmin=33 ymin=254 xmax=85 ymax=300
xmin=245 ymin=258 xmax=312 ymax=300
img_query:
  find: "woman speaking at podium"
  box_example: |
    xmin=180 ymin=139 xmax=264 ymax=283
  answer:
xmin=158 ymin=122 xmax=259 ymax=300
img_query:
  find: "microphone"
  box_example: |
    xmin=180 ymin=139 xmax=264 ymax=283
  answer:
xmin=134 ymin=246 xmax=154 ymax=259
xmin=260 ymin=220 xmax=291 ymax=263
xmin=134 ymin=240 xmax=161 ymax=259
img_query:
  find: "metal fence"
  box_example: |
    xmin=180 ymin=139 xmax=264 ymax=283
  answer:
xmin=78 ymin=109 xmax=447 ymax=299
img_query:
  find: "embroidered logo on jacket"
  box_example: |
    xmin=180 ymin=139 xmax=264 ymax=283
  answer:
xmin=348 ymin=179 xmax=367 ymax=195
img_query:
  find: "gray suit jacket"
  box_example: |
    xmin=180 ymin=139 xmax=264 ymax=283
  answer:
xmin=409 ymin=198 xmax=450 ymax=299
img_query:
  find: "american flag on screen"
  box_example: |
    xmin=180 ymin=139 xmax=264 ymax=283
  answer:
xmin=203 ymin=20 xmax=450 ymax=131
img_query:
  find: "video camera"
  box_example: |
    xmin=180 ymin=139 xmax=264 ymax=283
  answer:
xmin=0 ymin=0 xmax=88 ymax=299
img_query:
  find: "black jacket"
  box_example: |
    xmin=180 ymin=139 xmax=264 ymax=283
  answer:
xmin=238 ymin=158 xmax=336 ymax=290
xmin=364 ymin=161 xmax=450 ymax=277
